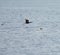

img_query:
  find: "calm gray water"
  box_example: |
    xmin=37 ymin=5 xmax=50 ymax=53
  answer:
xmin=0 ymin=0 xmax=60 ymax=55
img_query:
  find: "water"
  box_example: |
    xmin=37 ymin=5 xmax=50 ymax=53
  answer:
xmin=0 ymin=0 xmax=60 ymax=55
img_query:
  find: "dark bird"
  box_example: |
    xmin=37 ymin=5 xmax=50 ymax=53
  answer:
xmin=25 ymin=19 xmax=32 ymax=24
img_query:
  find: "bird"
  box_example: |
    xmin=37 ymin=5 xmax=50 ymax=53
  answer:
xmin=25 ymin=19 xmax=32 ymax=24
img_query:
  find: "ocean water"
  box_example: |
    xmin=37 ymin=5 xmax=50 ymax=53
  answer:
xmin=0 ymin=0 xmax=60 ymax=55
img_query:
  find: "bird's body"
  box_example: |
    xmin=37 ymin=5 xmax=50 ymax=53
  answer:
xmin=25 ymin=19 xmax=32 ymax=24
